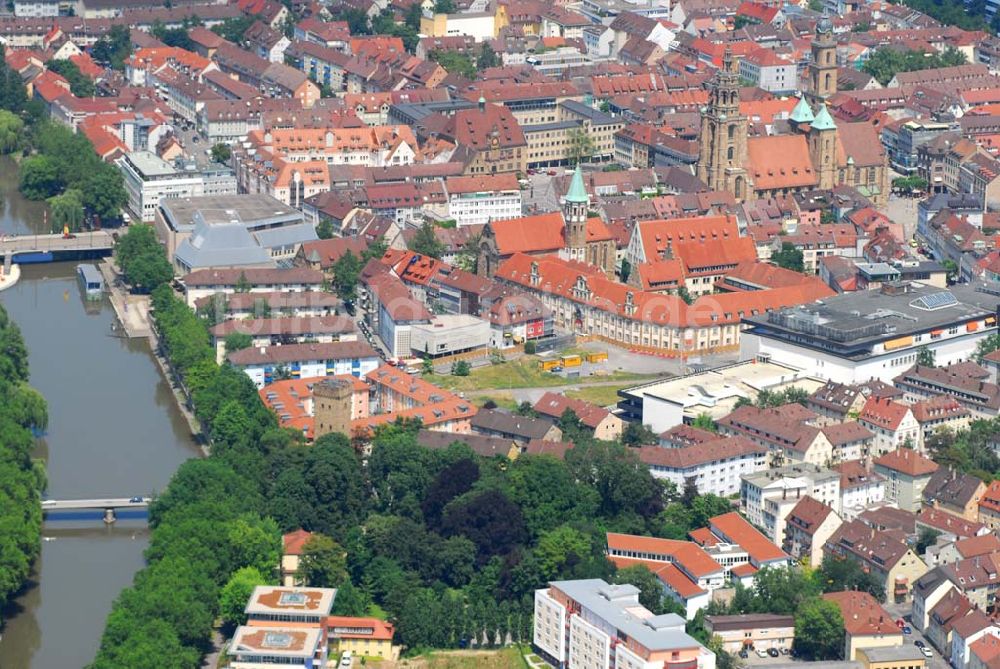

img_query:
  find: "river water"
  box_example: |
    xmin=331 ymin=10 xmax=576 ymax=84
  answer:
xmin=0 ymin=157 xmax=201 ymax=668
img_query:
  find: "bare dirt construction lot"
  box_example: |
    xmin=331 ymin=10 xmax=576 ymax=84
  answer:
xmin=371 ymin=648 xmax=528 ymax=669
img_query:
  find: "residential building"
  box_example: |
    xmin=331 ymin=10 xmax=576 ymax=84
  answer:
xmin=326 ymin=617 xmax=395 ymax=661
xmin=923 ymin=469 xmax=987 ymax=522
xmin=893 ymin=363 xmax=1000 ymax=419
xmin=978 ymin=480 xmax=1000 ymax=530
xmin=783 ymin=496 xmax=843 ymax=568
xmin=638 ymin=436 xmax=767 ymax=498
xmin=209 ymin=316 xmax=357 ymax=364
xmin=717 ymin=404 xmax=833 ymax=467
xmin=825 ymin=520 xmax=928 ymax=602
xmin=738 ymin=49 xmax=797 ymax=94
xmin=857 ymin=396 xmax=921 ymax=455
xmin=739 ymin=283 xmax=1000 ymax=385
xmin=873 ymin=448 xmax=940 ymax=513
xmin=193 ymin=291 xmax=341 ymax=322
xmin=533 ymin=579 xmax=716 ymax=669
xmin=227 ymin=341 xmax=380 ymax=389
xmin=740 ymin=465 xmax=841 ymax=544
xmin=445 ymin=174 xmax=522 ymax=227
xmin=182 ymin=267 xmax=325 ymax=307
xmin=483 ymin=293 xmax=554 ymax=349
xmin=533 ymin=392 xmax=625 ymax=441
xmin=835 ymin=460 xmax=886 ymax=521
xmin=823 ymin=591 xmax=904 ymax=660
xmin=279 ymin=529 xmax=311 ymax=587
xmin=912 ymin=567 xmax=956 ymax=633
xmin=704 ymin=614 xmax=795 ymax=654
xmin=471 ymin=409 xmax=562 ymax=445
xmin=360 ymin=365 xmax=476 ymax=437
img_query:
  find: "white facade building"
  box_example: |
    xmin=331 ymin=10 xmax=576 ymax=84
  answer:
xmin=740 ymin=284 xmax=999 ymax=384
xmin=639 ymin=438 xmax=768 ymax=497
xmin=446 ymin=175 xmax=522 ymax=227
xmin=227 ymin=341 xmax=380 ymax=389
xmin=534 ymin=579 xmax=716 ymax=669
xmin=740 ymin=465 xmax=841 ymax=544
xmin=117 ymin=152 xmax=237 ymax=222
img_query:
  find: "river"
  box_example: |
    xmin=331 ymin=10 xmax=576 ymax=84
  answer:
xmin=0 ymin=157 xmax=201 ymax=668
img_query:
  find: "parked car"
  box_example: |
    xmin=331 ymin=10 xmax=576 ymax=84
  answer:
xmin=340 ymin=650 xmax=352 ymax=667
xmin=756 ymin=649 xmax=768 ymax=658
xmin=902 ymin=626 xmax=912 ymax=635
xmin=738 ymin=650 xmax=749 ymax=659
xmin=780 ymin=648 xmax=789 ymax=655
xmin=129 ymin=496 xmax=143 ymax=503
xmin=914 ymin=640 xmax=925 ymax=648
xmin=767 ymin=648 xmax=779 ymax=657
xmin=921 ymin=647 xmax=933 ymax=659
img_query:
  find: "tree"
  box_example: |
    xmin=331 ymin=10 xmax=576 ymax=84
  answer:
xmin=151 ymin=21 xmax=194 ymax=50
xmin=691 ymin=413 xmax=717 ymax=432
xmin=81 ymin=165 xmax=127 ymax=223
xmin=45 ymin=59 xmax=95 ymax=97
xmin=362 ymin=237 xmax=388 ymax=263
xmin=819 ymin=557 xmax=886 ymax=602
xmin=410 ymin=221 xmax=445 ymax=259
xmin=676 ymin=286 xmax=694 ymax=305
xmin=219 ymin=566 xmax=267 ymax=628
xmin=90 ymin=25 xmax=132 ymax=70
xmin=0 ymin=110 xmax=24 ymax=154
xmin=332 ymin=250 xmax=361 ymax=302
xmin=942 ymin=259 xmax=959 ymax=283
xmin=916 ymin=527 xmax=942 ymax=554
xmin=115 ymin=225 xmax=173 ymax=293
xmin=614 ymin=564 xmax=667 ymax=613
xmin=434 ymin=0 xmax=455 ymax=12
xmin=451 ymin=360 xmax=471 ymax=376
xmin=916 ymin=346 xmax=935 ymax=367
xmin=224 ymin=332 xmax=253 ymax=354
xmin=47 ymin=189 xmax=85 ymax=233
xmin=429 ymin=50 xmax=476 ymax=78
xmin=297 ymin=534 xmax=349 ymax=588
xmin=477 ymin=42 xmax=500 ymax=70
xmin=210 ymin=143 xmax=232 ymax=164
xmin=621 ymin=422 xmax=657 ymax=447
xmin=567 ymin=128 xmax=596 ymax=165
xmin=316 ymin=219 xmax=334 ymax=240
xmin=440 ymin=488 xmax=528 ymax=563
xmin=976 ymin=334 xmax=1000 ymax=363
xmin=772 ymin=242 xmax=805 ymax=273
xmin=212 ymin=14 xmax=257 ymax=43
xmin=863 ymin=46 xmax=969 ymax=86
xmin=19 ymin=155 xmax=62 ymax=200
xmin=523 ymin=340 xmax=536 ymax=354
xmin=794 ymin=598 xmax=844 ymax=660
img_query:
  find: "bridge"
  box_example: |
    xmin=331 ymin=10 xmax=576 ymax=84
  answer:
xmin=42 ymin=497 xmax=151 ymax=524
xmin=0 ymin=230 xmax=115 ymax=269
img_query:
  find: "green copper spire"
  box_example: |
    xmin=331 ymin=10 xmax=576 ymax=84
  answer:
xmin=811 ymin=103 xmax=837 ymax=131
xmin=789 ymin=96 xmax=815 ymax=124
xmin=565 ymin=163 xmax=588 ymax=203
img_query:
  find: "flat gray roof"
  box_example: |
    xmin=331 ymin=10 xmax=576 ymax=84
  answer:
xmin=743 ymin=282 xmax=999 ymax=360
xmin=126 ymin=151 xmax=177 ymax=177
xmin=858 ymin=646 xmax=926 ymax=662
xmin=161 ymin=193 xmax=302 ymax=231
xmin=552 ymin=579 xmax=701 ymax=653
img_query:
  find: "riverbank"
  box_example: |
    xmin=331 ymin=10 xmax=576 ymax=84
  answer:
xmin=98 ymin=259 xmax=151 ymax=338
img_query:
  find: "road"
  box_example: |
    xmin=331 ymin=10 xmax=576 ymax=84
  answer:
xmin=881 ymin=192 xmax=920 ymax=243
xmin=883 ymin=601 xmax=949 ymax=669
xmin=0 ymin=230 xmax=114 ymax=256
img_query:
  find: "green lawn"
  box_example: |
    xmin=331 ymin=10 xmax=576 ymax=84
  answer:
xmin=425 ymin=357 xmax=652 ymax=393
xmin=565 ymin=383 xmax=633 ymax=407
xmin=399 ymin=647 xmax=529 ymax=669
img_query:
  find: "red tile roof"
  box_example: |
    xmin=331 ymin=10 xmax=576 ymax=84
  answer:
xmin=822 ymin=591 xmax=900 ymax=637
xmin=326 ymin=616 xmax=394 ymax=641
xmin=873 ymin=448 xmax=938 ymax=477
xmin=859 ymin=396 xmax=911 ymax=431
xmin=283 ymin=529 xmax=313 ymax=555
xmin=490 ymin=212 xmax=565 ymax=255
xmin=709 ymin=512 xmax=788 ymax=565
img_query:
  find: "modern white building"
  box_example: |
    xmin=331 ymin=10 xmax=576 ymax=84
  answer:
xmin=738 ymin=50 xmax=797 ymax=94
xmin=617 ymin=360 xmax=820 ymax=433
xmin=740 ymin=465 xmax=841 ymax=544
xmin=740 ymin=283 xmax=1000 ymax=384
xmin=534 ymin=579 xmax=716 ymax=669
xmin=409 ymin=314 xmax=491 ymax=358
xmin=445 ymin=174 xmax=522 ymax=227
xmin=229 ymin=626 xmax=326 ymax=669
xmin=117 ymin=152 xmax=237 ymax=222
xmin=227 ymin=341 xmax=380 ymax=389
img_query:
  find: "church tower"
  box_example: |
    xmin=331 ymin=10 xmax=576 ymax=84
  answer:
xmin=696 ymin=48 xmax=750 ymax=201
xmin=563 ymin=163 xmax=589 ymax=262
xmin=808 ymin=14 xmax=837 ymax=103
xmin=809 ymin=104 xmax=838 ymax=190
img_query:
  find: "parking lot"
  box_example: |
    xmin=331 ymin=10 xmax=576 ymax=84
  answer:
xmin=882 ymin=602 xmax=949 ymax=669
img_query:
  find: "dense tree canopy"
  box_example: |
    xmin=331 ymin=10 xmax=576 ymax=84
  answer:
xmin=862 ymin=46 xmax=967 ymax=86
xmin=115 ymin=225 xmax=174 ymax=293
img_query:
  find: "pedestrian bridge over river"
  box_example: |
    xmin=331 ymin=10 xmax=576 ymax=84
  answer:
xmin=42 ymin=497 xmax=151 ymax=523
xmin=1 ymin=231 xmax=115 ymax=269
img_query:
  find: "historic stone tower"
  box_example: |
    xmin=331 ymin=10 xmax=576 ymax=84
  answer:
xmin=696 ymin=48 xmax=750 ymax=201
xmin=563 ymin=163 xmax=589 ymax=262
xmin=808 ymin=14 xmax=838 ymax=103
xmin=809 ymin=104 xmax=838 ymax=190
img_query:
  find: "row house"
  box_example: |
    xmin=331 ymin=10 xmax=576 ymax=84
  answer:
xmin=857 ymin=395 xmax=921 ymax=454
xmin=637 ymin=435 xmax=767 ymax=497
xmin=873 ymin=448 xmax=939 ymax=513
xmin=893 ymin=362 xmax=1000 ymax=419
xmin=923 ymin=469 xmax=987 ymax=522
xmin=783 ymin=496 xmax=843 ymax=568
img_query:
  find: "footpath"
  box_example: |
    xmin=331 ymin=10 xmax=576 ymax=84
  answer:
xmin=99 ymin=259 xmax=152 ymax=338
